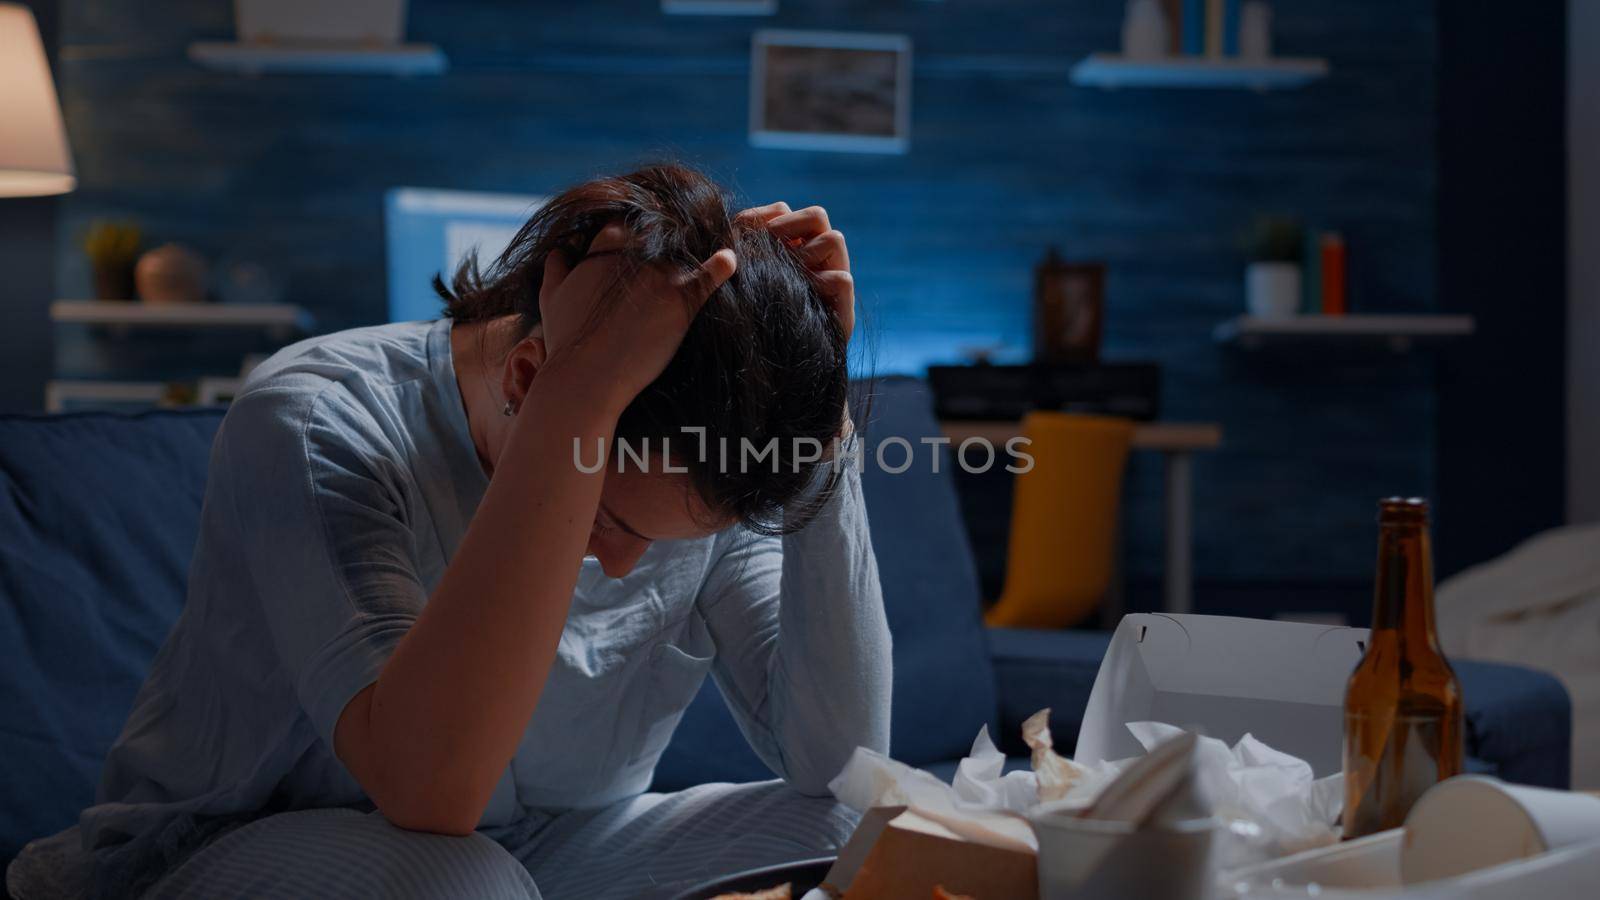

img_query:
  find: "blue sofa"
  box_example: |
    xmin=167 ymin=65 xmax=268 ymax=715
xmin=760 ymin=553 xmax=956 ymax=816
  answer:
xmin=0 ymin=378 xmax=1573 ymax=878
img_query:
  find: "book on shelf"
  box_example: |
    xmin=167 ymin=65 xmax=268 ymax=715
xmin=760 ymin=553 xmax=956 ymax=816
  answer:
xmin=1162 ymin=0 xmax=1184 ymax=55
xmin=1320 ymin=233 xmax=1347 ymax=316
xmin=1182 ymin=0 xmax=1206 ymax=55
xmin=1302 ymin=227 xmax=1323 ymax=314
xmin=1174 ymin=0 xmax=1247 ymax=59
xmin=1205 ymin=0 xmax=1225 ymax=57
xmin=1223 ymin=0 xmax=1242 ymax=55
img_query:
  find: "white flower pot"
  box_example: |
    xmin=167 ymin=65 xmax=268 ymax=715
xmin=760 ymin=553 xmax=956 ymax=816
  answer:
xmin=1239 ymin=1 xmax=1273 ymax=60
xmin=1246 ymin=262 xmax=1301 ymax=319
xmin=1121 ymin=0 xmax=1170 ymax=60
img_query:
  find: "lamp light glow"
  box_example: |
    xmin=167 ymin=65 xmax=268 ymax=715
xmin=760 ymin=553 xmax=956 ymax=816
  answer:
xmin=0 ymin=2 xmax=75 ymax=197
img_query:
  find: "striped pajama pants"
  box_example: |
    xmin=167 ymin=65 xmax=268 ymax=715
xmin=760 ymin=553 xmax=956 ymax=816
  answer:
xmin=144 ymin=781 xmax=858 ymax=900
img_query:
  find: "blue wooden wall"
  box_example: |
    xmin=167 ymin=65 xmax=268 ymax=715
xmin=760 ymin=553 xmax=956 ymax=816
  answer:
xmin=53 ymin=0 xmax=1440 ymax=617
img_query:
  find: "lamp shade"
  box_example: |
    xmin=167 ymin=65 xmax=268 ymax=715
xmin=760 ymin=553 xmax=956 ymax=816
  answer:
xmin=0 ymin=2 xmax=74 ymax=197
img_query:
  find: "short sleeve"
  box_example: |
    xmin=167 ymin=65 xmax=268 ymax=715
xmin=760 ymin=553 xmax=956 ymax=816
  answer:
xmin=217 ymin=379 xmax=428 ymax=749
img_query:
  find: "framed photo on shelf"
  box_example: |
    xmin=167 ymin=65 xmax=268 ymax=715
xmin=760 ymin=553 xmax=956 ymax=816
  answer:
xmin=749 ymin=30 xmax=912 ymax=154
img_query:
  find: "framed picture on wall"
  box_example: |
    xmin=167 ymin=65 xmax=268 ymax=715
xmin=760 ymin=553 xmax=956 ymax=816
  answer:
xmin=750 ymin=30 xmax=912 ymax=154
xmin=662 ymin=0 xmax=776 ymax=14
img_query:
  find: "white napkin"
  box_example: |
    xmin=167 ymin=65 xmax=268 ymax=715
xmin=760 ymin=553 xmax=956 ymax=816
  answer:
xmin=830 ymin=728 xmax=1039 ymax=853
xmin=1126 ymin=721 xmax=1343 ymax=864
xmin=829 ymin=713 xmax=1343 ymax=868
xmin=952 ymin=725 xmax=1039 ymax=811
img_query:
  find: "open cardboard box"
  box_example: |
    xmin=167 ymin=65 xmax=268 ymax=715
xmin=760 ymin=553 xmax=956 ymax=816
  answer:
xmin=822 ymin=806 xmax=1038 ymax=900
xmin=1077 ymin=614 xmax=1367 ymax=776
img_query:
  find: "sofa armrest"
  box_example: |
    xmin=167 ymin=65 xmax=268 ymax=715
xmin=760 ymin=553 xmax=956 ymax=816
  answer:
xmin=986 ymin=628 xmax=1113 ymax=758
xmin=1457 ymin=659 xmax=1572 ymax=789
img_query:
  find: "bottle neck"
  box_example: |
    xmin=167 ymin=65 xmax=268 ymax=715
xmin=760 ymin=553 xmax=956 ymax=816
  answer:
xmin=1371 ymin=523 xmax=1441 ymax=651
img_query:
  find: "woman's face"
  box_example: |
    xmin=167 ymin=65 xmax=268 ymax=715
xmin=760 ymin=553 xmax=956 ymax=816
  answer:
xmin=587 ymin=467 xmax=730 ymax=578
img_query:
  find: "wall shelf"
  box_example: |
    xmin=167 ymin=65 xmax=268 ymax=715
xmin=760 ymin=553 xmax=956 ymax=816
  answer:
xmin=52 ymin=300 xmax=314 ymax=337
xmin=44 ymin=380 xmax=168 ymax=413
xmin=1071 ymin=53 xmax=1329 ymax=90
xmin=1213 ymin=314 xmax=1476 ymax=353
xmin=44 ymin=377 xmax=243 ymax=413
xmin=188 ymin=41 xmax=447 ymax=76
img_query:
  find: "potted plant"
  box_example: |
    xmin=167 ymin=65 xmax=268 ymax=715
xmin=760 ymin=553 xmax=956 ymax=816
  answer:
xmin=83 ymin=220 xmax=142 ymax=301
xmin=1243 ymin=216 xmax=1303 ymax=319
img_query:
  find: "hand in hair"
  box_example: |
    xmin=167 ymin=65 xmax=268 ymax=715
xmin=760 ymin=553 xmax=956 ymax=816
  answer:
xmin=439 ymin=163 xmax=850 ymax=534
xmin=739 ymin=202 xmax=854 ymax=339
xmin=538 ymin=221 xmax=737 ymax=413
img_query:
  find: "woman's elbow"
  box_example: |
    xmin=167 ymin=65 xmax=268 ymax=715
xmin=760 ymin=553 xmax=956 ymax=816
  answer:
xmin=336 ymin=697 xmax=492 ymax=836
xmin=781 ymin=738 xmax=870 ymax=799
xmin=374 ymin=792 xmax=483 ymax=837
xmin=784 ymin=773 xmax=838 ymax=799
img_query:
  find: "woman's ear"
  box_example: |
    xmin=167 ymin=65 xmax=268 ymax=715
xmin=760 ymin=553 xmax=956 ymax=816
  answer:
xmin=500 ymin=333 xmax=548 ymax=416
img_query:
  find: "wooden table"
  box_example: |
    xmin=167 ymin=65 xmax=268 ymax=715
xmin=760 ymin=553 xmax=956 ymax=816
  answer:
xmin=940 ymin=420 xmax=1223 ymax=616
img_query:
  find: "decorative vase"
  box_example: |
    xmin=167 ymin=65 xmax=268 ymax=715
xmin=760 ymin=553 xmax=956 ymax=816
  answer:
xmin=1033 ymin=248 xmax=1106 ymax=363
xmin=1245 ymin=262 xmax=1301 ymax=319
xmin=1239 ymin=1 xmax=1273 ymax=60
xmin=135 ymin=244 xmax=209 ymax=304
xmin=1122 ymin=0 xmax=1171 ymax=60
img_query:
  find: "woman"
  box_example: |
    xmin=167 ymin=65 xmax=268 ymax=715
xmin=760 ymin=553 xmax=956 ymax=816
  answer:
xmin=10 ymin=165 xmax=890 ymax=899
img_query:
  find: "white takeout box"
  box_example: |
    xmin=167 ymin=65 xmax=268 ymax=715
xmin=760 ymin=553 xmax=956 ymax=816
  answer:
xmin=1220 ymin=828 xmax=1600 ymax=898
xmin=1077 ymin=614 xmax=1368 ymax=777
xmin=1401 ymin=775 xmax=1600 ymax=883
xmin=1221 ymin=775 xmax=1600 ymax=898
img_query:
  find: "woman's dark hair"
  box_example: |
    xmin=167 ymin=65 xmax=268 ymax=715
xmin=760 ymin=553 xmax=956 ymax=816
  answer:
xmin=435 ymin=164 xmax=849 ymax=535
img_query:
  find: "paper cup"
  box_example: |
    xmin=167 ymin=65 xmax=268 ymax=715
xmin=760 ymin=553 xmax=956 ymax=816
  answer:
xmin=1400 ymin=775 xmax=1600 ymax=884
xmin=1029 ymin=811 xmax=1215 ymax=900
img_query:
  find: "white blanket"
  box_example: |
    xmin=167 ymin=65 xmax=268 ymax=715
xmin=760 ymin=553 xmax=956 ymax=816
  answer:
xmin=1437 ymin=522 xmax=1600 ymax=788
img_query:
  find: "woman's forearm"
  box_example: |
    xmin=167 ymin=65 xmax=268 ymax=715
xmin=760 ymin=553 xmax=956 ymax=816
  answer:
xmin=770 ymin=463 xmax=893 ymax=793
xmin=335 ymin=363 xmax=620 ymax=834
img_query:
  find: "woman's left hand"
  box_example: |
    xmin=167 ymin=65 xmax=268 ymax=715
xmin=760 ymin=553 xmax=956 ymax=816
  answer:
xmin=741 ymin=202 xmax=855 ymax=439
xmin=739 ymin=202 xmax=854 ymax=340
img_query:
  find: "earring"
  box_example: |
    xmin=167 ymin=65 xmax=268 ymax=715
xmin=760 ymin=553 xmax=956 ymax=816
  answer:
xmin=502 ymin=400 xmax=515 ymax=418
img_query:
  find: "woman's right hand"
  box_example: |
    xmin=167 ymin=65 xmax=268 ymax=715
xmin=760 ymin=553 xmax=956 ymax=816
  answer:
xmin=536 ymin=223 xmax=736 ymax=412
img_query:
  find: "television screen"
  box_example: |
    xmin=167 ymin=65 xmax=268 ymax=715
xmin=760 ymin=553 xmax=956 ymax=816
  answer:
xmin=384 ymin=187 xmax=546 ymax=323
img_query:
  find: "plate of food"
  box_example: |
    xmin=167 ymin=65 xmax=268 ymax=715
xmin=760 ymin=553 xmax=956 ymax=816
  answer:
xmin=671 ymin=857 xmax=980 ymax=900
xmin=669 ymin=857 xmax=835 ymax=900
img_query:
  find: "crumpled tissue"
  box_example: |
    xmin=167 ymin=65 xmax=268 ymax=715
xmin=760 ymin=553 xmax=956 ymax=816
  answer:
xmin=828 ymin=712 xmax=1344 ymax=869
xmin=1126 ymin=721 xmax=1345 ymax=866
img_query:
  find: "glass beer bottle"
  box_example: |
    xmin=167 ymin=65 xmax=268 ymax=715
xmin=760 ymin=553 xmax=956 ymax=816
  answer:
xmin=1342 ymin=497 xmax=1463 ymax=839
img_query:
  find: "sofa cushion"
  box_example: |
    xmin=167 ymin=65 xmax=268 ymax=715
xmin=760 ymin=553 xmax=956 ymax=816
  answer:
xmin=1456 ymin=659 xmax=1572 ymax=788
xmin=0 ymin=409 xmax=224 ymax=867
xmin=656 ymin=379 xmax=998 ymax=787
xmin=987 ymin=627 xmax=1112 ymax=758
xmin=857 ymin=378 xmax=998 ymax=762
